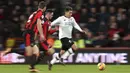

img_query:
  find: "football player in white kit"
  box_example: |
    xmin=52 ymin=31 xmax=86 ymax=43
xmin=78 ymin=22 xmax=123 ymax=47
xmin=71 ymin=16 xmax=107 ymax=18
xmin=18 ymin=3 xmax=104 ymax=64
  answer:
xmin=48 ymin=6 xmax=91 ymax=70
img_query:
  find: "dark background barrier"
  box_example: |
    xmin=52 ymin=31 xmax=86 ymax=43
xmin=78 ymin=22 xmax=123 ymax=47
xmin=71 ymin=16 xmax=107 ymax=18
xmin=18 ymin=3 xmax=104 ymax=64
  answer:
xmin=0 ymin=47 xmax=130 ymax=64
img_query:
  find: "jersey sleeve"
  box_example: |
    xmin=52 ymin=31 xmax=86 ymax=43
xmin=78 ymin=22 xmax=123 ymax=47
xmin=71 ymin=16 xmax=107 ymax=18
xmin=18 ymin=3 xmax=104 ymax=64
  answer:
xmin=72 ymin=17 xmax=83 ymax=32
xmin=51 ymin=17 xmax=61 ymax=26
xmin=37 ymin=11 xmax=42 ymax=19
xmin=48 ymin=28 xmax=57 ymax=34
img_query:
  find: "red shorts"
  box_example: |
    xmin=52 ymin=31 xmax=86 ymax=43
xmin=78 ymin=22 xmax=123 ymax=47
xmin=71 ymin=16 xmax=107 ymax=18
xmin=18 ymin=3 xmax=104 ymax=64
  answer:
xmin=23 ymin=30 xmax=35 ymax=47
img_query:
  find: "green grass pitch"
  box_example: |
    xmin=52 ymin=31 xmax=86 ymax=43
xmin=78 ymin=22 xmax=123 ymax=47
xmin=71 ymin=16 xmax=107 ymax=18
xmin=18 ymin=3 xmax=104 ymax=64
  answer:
xmin=0 ymin=64 xmax=130 ymax=73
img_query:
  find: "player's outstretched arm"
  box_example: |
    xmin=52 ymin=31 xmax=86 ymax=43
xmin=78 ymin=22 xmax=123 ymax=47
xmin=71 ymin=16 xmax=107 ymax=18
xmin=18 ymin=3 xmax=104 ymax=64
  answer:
xmin=49 ymin=17 xmax=61 ymax=32
xmin=83 ymin=29 xmax=92 ymax=38
xmin=72 ymin=17 xmax=83 ymax=32
xmin=51 ymin=17 xmax=61 ymax=26
xmin=72 ymin=17 xmax=92 ymax=38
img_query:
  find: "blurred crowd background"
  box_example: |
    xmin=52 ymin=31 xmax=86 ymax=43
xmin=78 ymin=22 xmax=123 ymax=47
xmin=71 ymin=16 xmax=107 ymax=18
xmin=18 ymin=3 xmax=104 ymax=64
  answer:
xmin=0 ymin=0 xmax=130 ymax=50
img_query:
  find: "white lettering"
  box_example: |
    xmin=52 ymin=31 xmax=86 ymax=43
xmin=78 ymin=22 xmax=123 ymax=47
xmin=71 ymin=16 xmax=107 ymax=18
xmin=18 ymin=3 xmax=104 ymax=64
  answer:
xmin=76 ymin=53 xmax=86 ymax=63
xmin=51 ymin=53 xmax=128 ymax=64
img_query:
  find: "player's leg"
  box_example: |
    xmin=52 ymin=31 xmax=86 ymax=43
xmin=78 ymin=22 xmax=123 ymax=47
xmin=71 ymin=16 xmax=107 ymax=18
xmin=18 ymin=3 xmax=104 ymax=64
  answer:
xmin=25 ymin=46 xmax=34 ymax=71
xmin=25 ymin=45 xmax=33 ymax=64
xmin=24 ymin=33 xmax=33 ymax=63
xmin=25 ymin=46 xmax=33 ymax=56
xmin=49 ymin=37 xmax=69 ymax=65
xmin=30 ymin=41 xmax=55 ymax=71
xmin=61 ymin=44 xmax=77 ymax=59
xmin=57 ymin=38 xmax=70 ymax=60
xmin=59 ymin=38 xmax=76 ymax=61
xmin=47 ymin=47 xmax=55 ymax=55
xmin=40 ymin=41 xmax=55 ymax=56
xmin=31 ymin=47 xmax=55 ymax=70
xmin=49 ymin=38 xmax=70 ymax=70
xmin=29 ymin=44 xmax=39 ymax=68
xmin=48 ymin=49 xmax=65 ymax=70
xmin=30 ymin=42 xmax=45 ymax=68
xmin=50 ymin=49 xmax=65 ymax=64
xmin=25 ymin=45 xmax=34 ymax=71
xmin=23 ymin=32 xmax=38 ymax=72
xmin=29 ymin=44 xmax=40 ymax=72
xmin=30 ymin=52 xmax=44 ymax=69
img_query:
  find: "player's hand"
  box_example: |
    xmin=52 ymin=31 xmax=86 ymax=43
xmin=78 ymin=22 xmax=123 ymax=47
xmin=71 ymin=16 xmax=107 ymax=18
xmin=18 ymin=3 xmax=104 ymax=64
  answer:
xmin=83 ymin=30 xmax=92 ymax=38
xmin=40 ymin=35 xmax=46 ymax=42
xmin=87 ymin=31 xmax=92 ymax=38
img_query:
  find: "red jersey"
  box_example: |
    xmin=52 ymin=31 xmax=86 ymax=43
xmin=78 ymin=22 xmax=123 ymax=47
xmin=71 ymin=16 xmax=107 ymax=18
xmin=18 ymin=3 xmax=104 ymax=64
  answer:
xmin=41 ymin=17 xmax=57 ymax=39
xmin=25 ymin=10 xmax=43 ymax=32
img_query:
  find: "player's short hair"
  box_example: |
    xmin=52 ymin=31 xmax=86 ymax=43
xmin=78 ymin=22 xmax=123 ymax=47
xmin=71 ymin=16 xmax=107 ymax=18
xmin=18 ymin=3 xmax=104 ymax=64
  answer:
xmin=45 ymin=9 xmax=54 ymax=14
xmin=38 ymin=1 xmax=47 ymax=9
xmin=64 ymin=6 xmax=73 ymax=12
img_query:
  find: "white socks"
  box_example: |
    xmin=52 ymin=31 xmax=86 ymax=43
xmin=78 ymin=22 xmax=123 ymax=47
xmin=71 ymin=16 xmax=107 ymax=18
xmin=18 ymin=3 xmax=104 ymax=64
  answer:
xmin=50 ymin=48 xmax=74 ymax=65
xmin=61 ymin=48 xmax=74 ymax=59
xmin=50 ymin=54 xmax=60 ymax=64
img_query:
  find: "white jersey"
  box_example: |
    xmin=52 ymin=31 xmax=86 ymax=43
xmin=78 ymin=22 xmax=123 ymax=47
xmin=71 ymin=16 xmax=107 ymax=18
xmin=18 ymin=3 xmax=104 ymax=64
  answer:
xmin=51 ymin=16 xmax=83 ymax=39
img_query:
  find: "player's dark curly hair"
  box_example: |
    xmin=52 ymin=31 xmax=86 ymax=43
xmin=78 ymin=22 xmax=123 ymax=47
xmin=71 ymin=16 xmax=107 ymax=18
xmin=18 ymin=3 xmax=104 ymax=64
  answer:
xmin=45 ymin=9 xmax=54 ymax=15
xmin=64 ymin=6 xmax=73 ymax=12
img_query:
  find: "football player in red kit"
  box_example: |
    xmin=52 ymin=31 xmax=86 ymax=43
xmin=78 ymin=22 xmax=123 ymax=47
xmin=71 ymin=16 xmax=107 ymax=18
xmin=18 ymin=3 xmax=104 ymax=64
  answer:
xmin=23 ymin=1 xmax=47 ymax=72
xmin=1 ymin=8 xmax=57 ymax=72
xmin=29 ymin=9 xmax=58 ymax=71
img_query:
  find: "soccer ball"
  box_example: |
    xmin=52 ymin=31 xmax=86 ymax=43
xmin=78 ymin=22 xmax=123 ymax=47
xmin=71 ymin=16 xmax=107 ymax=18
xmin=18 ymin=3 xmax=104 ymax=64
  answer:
xmin=97 ymin=63 xmax=106 ymax=71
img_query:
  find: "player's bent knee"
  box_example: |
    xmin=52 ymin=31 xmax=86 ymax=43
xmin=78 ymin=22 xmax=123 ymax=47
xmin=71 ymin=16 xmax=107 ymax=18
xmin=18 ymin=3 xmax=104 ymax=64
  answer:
xmin=26 ymin=51 xmax=32 ymax=56
xmin=26 ymin=53 xmax=32 ymax=56
xmin=34 ymin=53 xmax=40 ymax=57
xmin=33 ymin=51 xmax=40 ymax=57
xmin=47 ymin=48 xmax=55 ymax=55
xmin=25 ymin=46 xmax=33 ymax=56
xmin=32 ymin=45 xmax=40 ymax=56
